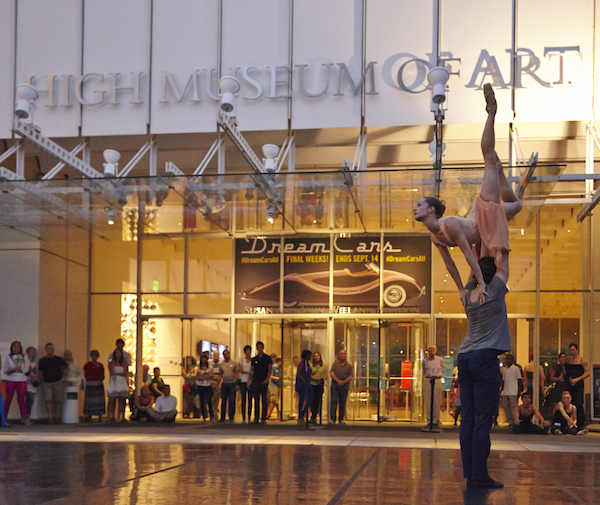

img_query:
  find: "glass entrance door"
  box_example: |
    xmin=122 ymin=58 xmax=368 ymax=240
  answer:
xmin=334 ymin=318 xmax=426 ymax=422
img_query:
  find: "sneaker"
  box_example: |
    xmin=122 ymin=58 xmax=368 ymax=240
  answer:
xmin=577 ymin=429 xmax=589 ymax=435
xmin=553 ymin=429 xmax=563 ymax=435
xmin=339 ymin=420 xmax=346 ymax=426
xmin=467 ymin=478 xmax=503 ymax=489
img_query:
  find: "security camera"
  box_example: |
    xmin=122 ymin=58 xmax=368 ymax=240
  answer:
xmin=427 ymin=66 xmax=450 ymax=104
xmin=219 ymin=76 xmax=241 ymax=113
xmin=15 ymin=83 xmax=39 ymax=119
xmin=103 ymin=149 xmax=121 ymax=177
xmin=262 ymin=144 xmax=280 ymax=173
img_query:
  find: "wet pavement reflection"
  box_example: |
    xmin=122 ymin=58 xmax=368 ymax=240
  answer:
xmin=0 ymin=442 xmax=598 ymax=504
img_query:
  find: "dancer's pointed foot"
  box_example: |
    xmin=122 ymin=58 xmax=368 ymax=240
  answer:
xmin=483 ymin=83 xmax=497 ymax=116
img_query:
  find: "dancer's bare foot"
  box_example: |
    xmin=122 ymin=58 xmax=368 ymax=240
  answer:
xmin=483 ymin=83 xmax=497 ymax=116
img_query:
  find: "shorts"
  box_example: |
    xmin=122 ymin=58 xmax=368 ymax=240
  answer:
xmin=473 ymin=196 xmax=510 ymax=265
xmin=42 ymin=381 xmax=65 ymax=404
xmin=269 ymin=386 xmax=280 ymax=404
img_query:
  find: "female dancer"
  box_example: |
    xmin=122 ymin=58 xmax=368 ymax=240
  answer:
xmin=414 ymin=84 xmax=522 ymax=302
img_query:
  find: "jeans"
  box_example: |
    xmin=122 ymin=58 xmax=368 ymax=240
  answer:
xmin=220 ymin=382 xmax=236 ymax=421
xmin=240 ymin=382 xmax=252 ymax=421
xmin=330 ymin=383 xmax=349 ymax=422
xmin=197 ymin=385 xmax=214 ymax=420
xmin=458 ymin=349 xmax=502 ymax=480
xmin=251 ymin=382 xmax=268 ymax=422
xmin=423 ymin=377 xmax=441 ymax=425
xmin=25 ymin=391 xmax=35 ymax=418
xmin=310 ymin=383 xmax=324 ymax=422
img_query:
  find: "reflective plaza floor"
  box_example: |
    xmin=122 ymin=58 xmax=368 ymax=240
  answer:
xmin=1 ymin=423 xmax=599 ymax=505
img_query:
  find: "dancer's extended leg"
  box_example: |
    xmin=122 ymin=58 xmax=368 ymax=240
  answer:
xmin=479 ymin=84 xmax=500 ymax=204
xmin=495 ymin=153 xmax=522 ymax=220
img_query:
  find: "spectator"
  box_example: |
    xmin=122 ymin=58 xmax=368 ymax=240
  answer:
xmin=142 ymin=365 xmax=152 ymax=386
xmin=501 ymin=354 xmax=522 ymax=427
xmin=108 ymin=338 xmax=132 ymax=366
xmin=310 ymin=352 xmax=327 ymax=424
xmin=218 ymin=350 xmax=238 ymax=423
xmin=106 ymin=348 xmax=129 ymax=422
xmin=0 ymin=352 xmax=6 ymax=427
xmin=83 ymin=350 xmax=105 ymax=421
xmin=524 ymin=352 xmax=545 ymax=401
xmin=130 ymin=385 xmax=155 ymax=422
xmin=38 ymin=343 xmax=68 ymax=424
xmin=329 ymin=349 xmax=353 ymax=426
xmin=149 ymin=384 xmax=177 ymax=422
xmin=4 ymin=341 xmax=30 ymax=425
xmin=285 ymin=356 xmax=300 ymax=418
xmin=181 ymin=356 xmax=198 ymax=418
xmin=64 ymin=350 xmax=84 ymax=389
xmin=452 ymin=367 xmax=461 ymax=426
xmin=251 ymin=341 xmax=272 ymax=424
xmin=195 ymin=354 xmax=215 ymax=421
xmin=151 ymin=367 xmax=166 ymax=400
xmin=548 ymin=352 xmax=568 ymax=410
xmin=238 ymin=345 xmax=253 ymax=423
xmin=566 ymin=343 xmax=590 ymax=428
xmin=24 ymin=346 xmax=38 ymax=419
xmin=209 ymin=350 xmax=221 ymax=416
xmin=267 ymin=355 xmax=281 ymax=420
xmin=552 ymin=390 xmax=589 ymax=435
xmin=422 ymin=345 xmax=444 ymax=427
xmin=513 ymin=391 xmax=549 ymax=434
xmin=296 ymin=350 xmax=313 ymax=425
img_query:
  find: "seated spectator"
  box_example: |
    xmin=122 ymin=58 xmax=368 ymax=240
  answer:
xmin=512 ymin=391 xmax=549 ymax=434
xmin=552 ymin=391 xmax=589 ymax=435
xmin=151 ymin=367 xmax=166 ymax=399
xmin=131 ymin=386 xmax=155 ymax=422
xmin=149 ymin=384 xmax=177 ymax=423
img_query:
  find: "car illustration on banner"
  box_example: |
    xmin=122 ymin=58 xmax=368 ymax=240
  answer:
xmin=241 ymin=263 xmax=426 ymax=307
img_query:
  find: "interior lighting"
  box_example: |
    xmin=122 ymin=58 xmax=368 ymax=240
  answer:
xmin=219 ymin=76 xmax=241 ymax=113
xmin=103 ymin=149 xmax=121 ymax=177
xmin=266 ymin=203 xmax=276 ymax=224
xmin=15 ymin=83 xmax=39 ymax=119
xmin=521 ymin=228 xmax=525 ymax=235
xmin=262 ymin=144 xmax=280 ymax=173
xmin=427 ymin=66 xmax=450 ymax=104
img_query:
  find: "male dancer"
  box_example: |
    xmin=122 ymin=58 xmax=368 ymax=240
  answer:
xmin=457 ymin=86 xmax=517 ymax=489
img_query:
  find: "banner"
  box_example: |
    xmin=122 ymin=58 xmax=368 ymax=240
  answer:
xmin=235 ymin=237 xmax=280 ymax=314
xmin=234 ymin=235 xmax=431 ymax=314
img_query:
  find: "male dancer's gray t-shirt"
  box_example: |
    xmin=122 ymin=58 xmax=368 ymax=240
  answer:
xmin=459 ymin=276 xmax=511 ymax=354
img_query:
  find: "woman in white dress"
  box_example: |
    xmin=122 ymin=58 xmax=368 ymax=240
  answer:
xmin=106 ymin=348 xmax=129 ymax=422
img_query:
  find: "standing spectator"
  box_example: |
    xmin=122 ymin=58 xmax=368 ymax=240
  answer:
xmin=329 ymin=349 xmax=353 ymax=426
xmin=106 ymin=348 xmax=129 ymax=422
xmin=64 ymin=350 xmax=84 ymax=389
xmin=218 ymin=350 xmax=238 ymax=423
xmin=24 ymin=346 xmax=38 ymax=419
xmin=38 ymin=343 xmax=68 ymax=424
xmin=0 ymin=352 xmax=6 ymax=427
xmin=422 ymin=345 xmax=444 ymax=427
xmin=267 ymin=356 xmax=281 ymax=420
xmin=4 ymin=341 xmax=30 ymax=425
xmin=149 ymin=384 xmax=177 ymax=422
xmin=195 ymin=354 xmax=215 ymax=421
xmin=130 ymin=385 xmax=154 ymax=422
xmin=296 ymin=350 xmax=313 ymax=425
xmin=142 ymin=365 xmax=152 ymax=386
xmin=552 ymin=390 xmax=589 ymax=435
xmin=310 ymin=352 xmax=327 ymax=424
xmin=513 ymin=391 xmax=549 ymax=434
xmin=181 ymin=356 xmax=198 ymax=418
xmin=238 ymin=345 xmax=253 ymax=423
xmin=524 ymin=352 xmax=545 ymax=401
xmin=501 ymin=354 xmax=522 ymax=427
xmin=548 ymin=352 xmax=568 ymax=410
xmin=209 ymin=350 xmax=221 ymax=416
xmin=151 ymin=367 xmax=166 ymax=400
xmin=83 ymin=350 xmax=105 ymax=421
xmin=251 ymin=341 xmax=272 ymax=424
xmin=566 ymin=343 xmax=590 ymax=428
xmin=108 ymin=338 xmax=132 ymax=366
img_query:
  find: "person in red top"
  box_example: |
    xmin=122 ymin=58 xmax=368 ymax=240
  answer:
xmin=83 ymin=350 xmax=106 ymax=421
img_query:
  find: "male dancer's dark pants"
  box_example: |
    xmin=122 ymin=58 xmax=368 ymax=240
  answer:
xmin=458 ymin=348 xmax=502 ymax=480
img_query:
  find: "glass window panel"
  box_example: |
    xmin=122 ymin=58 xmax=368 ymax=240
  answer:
xmin=188 ymin=237 xmax=232 ymax=293
xmin=141 ymin=237 xmax=184 ymax=293
xmin=187 ymin=294 xmax=231 ymax=315
xmin=92 ymin=228 xmax=137 ymax=293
